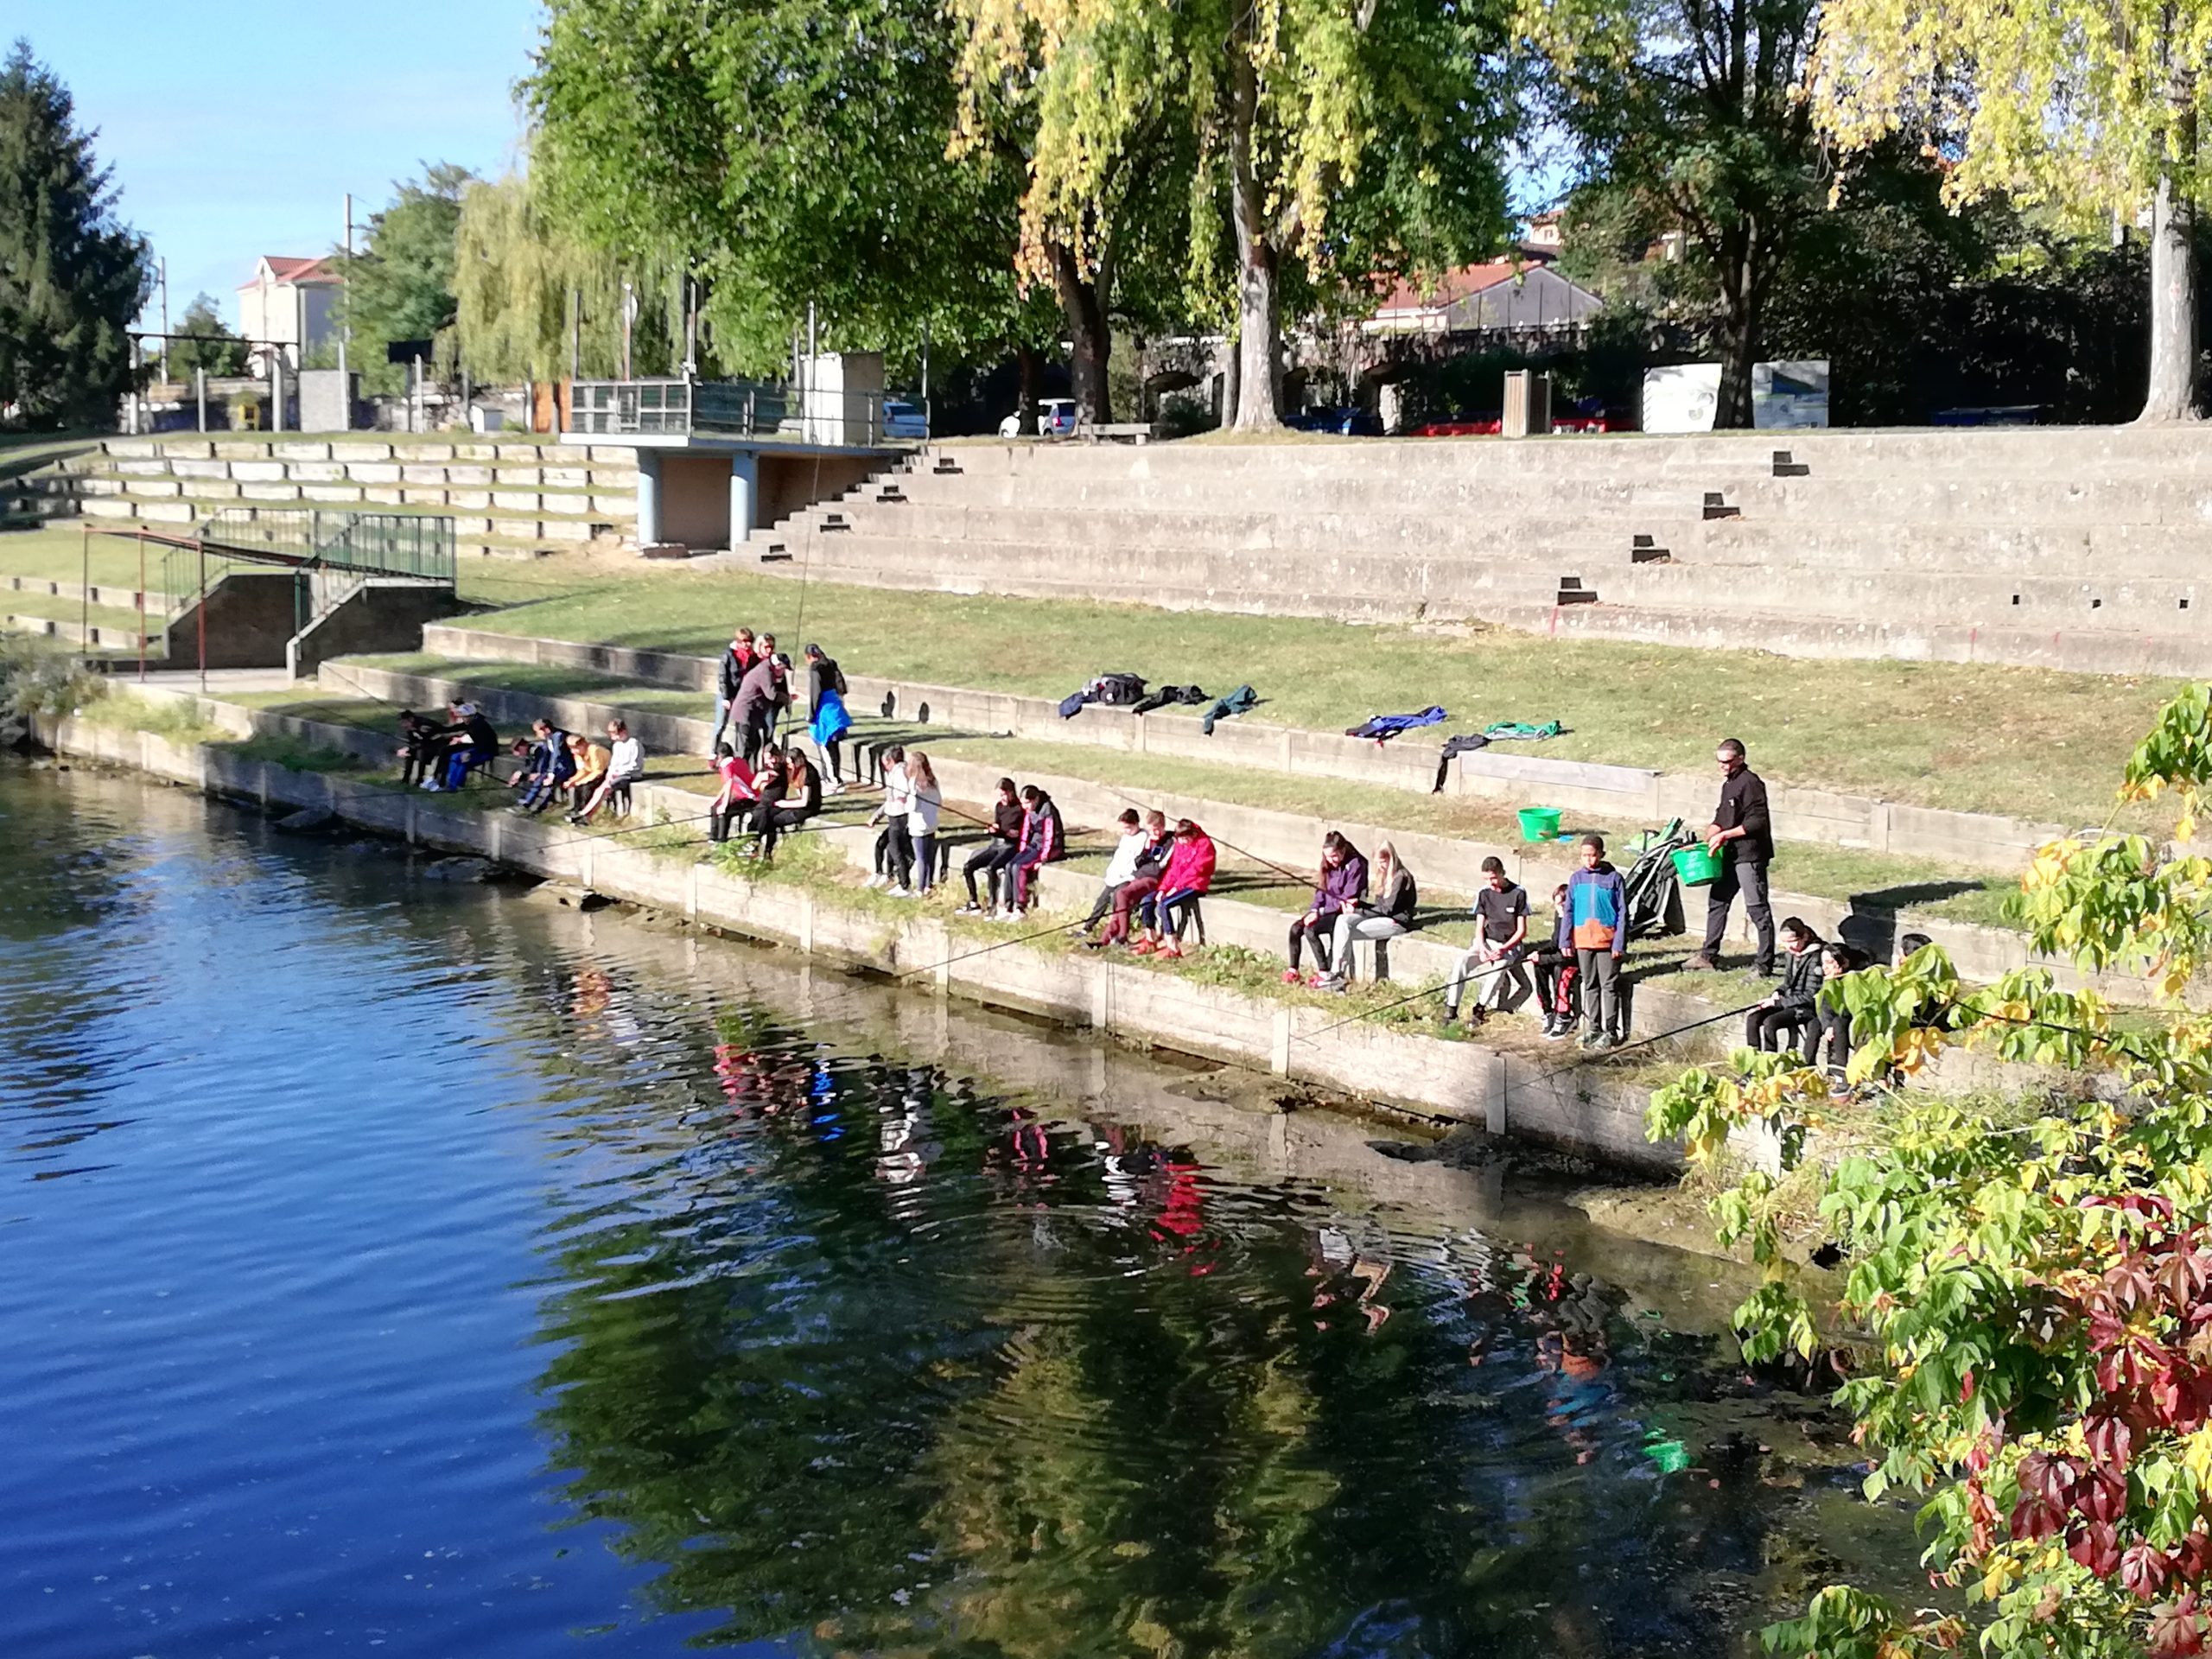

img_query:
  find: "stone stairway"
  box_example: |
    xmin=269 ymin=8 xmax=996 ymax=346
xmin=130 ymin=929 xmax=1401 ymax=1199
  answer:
xmin=745 ymin=430 xmax=2212 ymax=674
xmin=3 ymin=436 xmax=641 ymax=563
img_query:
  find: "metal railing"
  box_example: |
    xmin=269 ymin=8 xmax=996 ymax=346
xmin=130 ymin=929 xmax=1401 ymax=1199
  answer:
xmin=199 ymin=507 xmax=456 ymax=585
xmin=567 ymin=378 xmax=927 ymax=446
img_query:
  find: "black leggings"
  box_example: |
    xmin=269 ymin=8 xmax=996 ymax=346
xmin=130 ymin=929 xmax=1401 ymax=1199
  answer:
xmin=709 ymin=798 xmax=749 ymax=842
xmin=965 ymin=841 xmax=1019 ymax=906
xmin=876 ymin=823 xmax=912 ymax=880
xmin=752 ymin=801 xmax=813 ymax=855
xmin=1287 ymin=914 xmax=1333 ymax=973
xmin=1746 ymin=1005 xmax=1817 ymax=1058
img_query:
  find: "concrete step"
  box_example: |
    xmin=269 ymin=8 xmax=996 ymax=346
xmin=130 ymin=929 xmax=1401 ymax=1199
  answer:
xmin=876 ymin=468 xmax=1715 ymax=518
xmin=1484 ymin=597 xmax=2212 ymax=677
xmin=1598 ymin=558 xmax=2212 ymax=628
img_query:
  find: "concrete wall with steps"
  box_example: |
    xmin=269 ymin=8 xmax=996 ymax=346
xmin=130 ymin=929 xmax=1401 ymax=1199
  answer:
xmin=417 ymin=621 xmax=2073 ymax=871
xmin=745 ymin=435 xmax=2212 ymax=674
xmin=8 ymin=436 xmax=640 ymax=559
xmin=321 ymin=656 xmax=2119 ymax=997
xmin=41 ymin=696 xmax=1674 ymax=1169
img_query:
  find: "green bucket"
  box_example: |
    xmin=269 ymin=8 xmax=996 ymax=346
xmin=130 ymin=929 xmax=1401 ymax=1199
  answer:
xmin=1517 ymin=806 xmax=1562 ymax=843
xmin=1671 ymin=844 xmax=1722 ymax=887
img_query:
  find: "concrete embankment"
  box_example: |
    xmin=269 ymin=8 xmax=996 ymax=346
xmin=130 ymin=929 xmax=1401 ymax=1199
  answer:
xmin=420 ymin=621 xmax=2068 ymax=873
xmin=35 ymin=703 xmax=1681 ymax=1172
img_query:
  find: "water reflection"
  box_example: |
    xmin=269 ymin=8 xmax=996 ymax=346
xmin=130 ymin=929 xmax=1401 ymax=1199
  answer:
xmin=0 ymin=763 xmax=1904 ymax=1658
xmin=534 ymin=984 xmax=1854 ymax=1656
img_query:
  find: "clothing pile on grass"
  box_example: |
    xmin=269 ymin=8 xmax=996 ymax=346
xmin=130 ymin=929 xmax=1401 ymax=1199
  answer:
xmin=1056 ymin=672 xmax=1260 ymax=734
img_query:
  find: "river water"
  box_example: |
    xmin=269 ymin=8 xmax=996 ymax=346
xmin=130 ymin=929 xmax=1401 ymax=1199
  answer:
xmin=0 ymin=761 xmax=1916 ymax=1657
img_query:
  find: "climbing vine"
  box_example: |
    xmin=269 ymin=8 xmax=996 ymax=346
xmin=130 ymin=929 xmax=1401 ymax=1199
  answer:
xmin=1649 ymin=683 xmax=2212 ymax=1656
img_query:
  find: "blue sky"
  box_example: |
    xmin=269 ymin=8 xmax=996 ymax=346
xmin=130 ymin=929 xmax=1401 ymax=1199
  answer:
xmin=12 ymin=2 xmax=544 ymax=333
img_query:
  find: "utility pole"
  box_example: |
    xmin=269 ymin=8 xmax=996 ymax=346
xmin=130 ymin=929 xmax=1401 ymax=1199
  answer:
xmin=620 ymin=278 xmax=635 ymax=380
xmin=157 ymin=257 xmax=169 ymax=384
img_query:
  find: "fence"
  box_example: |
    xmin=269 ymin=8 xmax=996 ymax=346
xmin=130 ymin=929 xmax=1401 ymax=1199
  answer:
xmin=567 ymin=378 xmax=925 ymax=446
xmin=199 ymin=507 xmax=456 ymax=585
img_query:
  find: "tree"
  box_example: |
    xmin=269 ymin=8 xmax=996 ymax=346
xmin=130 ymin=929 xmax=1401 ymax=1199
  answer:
xmin=528 ymin=0 xmax=1059 ymax=400
xmin=0 ymin=38 xmax=148 ymax=429
xmin=959 ymin=0 xmax=1510 ymax=429
xmin=335 ymin=163 xmax=471 ymax=395
xmin=1649 ymin=684 xmax=2212 ymax=1656
xmin=166 ymin=291 xmax=247 ymax=380
xmin=1811 ymin=0 xmax=2212 ymax=423
xmin=1521 ymin=0 xmax=1821 ymax=427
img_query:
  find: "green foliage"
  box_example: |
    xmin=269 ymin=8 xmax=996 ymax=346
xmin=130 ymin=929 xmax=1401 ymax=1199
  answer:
xmin=334 ymin=164 xmax=472 ymax=396
xmin=1651 ymin=681 xmax=2212 ymax=1656
xmin=528 ymin=0 xmax=1054 ymax=379
xmin=0 ymin=39 xmax=149 ymax=429
xmin=0 ymin=633 xmax=105 ymax=718
xmin=165 ymin=292 xmax=248 ymax=381
xmin=1518 ymin=0 xmax=1820 ymax=426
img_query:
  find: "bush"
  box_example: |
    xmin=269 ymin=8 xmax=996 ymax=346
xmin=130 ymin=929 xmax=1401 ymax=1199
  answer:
xmin=0 ymin=637 xmax=106 ymax=719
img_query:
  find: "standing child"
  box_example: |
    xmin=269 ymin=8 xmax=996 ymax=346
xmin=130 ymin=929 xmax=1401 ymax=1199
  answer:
xmin=866 ymin=747 xmax=913 ymax=891
xmin=804 ymin=644 xmax=852 ymax=795
xmin=900 ymin=753 xmax=942 ymax=896
xmin=1566 ymin=835 xmax=1630 ymax=1049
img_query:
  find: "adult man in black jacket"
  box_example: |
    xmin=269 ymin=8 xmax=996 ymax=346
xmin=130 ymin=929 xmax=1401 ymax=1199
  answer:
xmin=713 ymin=627 xmax=756 ymax=750
xmin=1687 ymin=735 xmax=1777 ymax=975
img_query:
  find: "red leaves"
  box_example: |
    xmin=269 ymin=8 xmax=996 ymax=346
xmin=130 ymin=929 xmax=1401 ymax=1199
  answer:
xmin=2069 ymin=1520 xmax=2122 ymax=1578
xmin=2150 ymin=1594 xmax=2207 ymax=1658
xmin=2009 ymin=1491 xmax=2066 ymax=1543
xmin=2085 ymin=1411 xmax=2136 ymax=1476
xmin=2126 ymin=1543 xmax=2177 ymax=1601
xmin=2079 ymin=1468 xmax=2129 ymax=1526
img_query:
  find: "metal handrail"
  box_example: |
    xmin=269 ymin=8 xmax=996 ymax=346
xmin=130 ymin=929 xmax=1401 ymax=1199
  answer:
xmin=567 ymin=377 xmax=928 ymax=444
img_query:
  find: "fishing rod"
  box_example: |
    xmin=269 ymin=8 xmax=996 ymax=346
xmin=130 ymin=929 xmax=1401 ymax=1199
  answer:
xmin=892 ymin=915 xmax=1085 ymax=982
xmin=1082 ymin=774 xmax=1317 ymax=889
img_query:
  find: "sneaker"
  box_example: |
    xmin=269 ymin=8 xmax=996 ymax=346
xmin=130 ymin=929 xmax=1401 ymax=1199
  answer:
xmin=1579 ymin=1028 xmax=1604 ymax=1049
xmin=887 ymin=885 xmax=912 ymax=898
xmin=825 ymin=779 xmax=847 ymax=796
xmin=1441 ymin=1005 xmax=1459 ymax=1026
xmin=1544 ymin=1020 xmax=1573 ymax=1042
xmin=955 ymin=902 xmax=982 ymax=915
xmin=862 ymin=874 xmax=886 ymax=890
xmin=419 ymin=779 xmax=441 ymax=791
xmin=1131 ymin=938 xmax=1157 ymax=957
xmin=1682 ymin=954 xmax=1717 ymax=971
xmin=1318 ymin=975 xmax=1349 ymax=994
xmin=1155 ymin=942 xmax=1184 ymax=960
xmin=1281 ymin=969 xmax=1303 ymax=985
xmin=1602 ymin=1032 xmax=1627 ymax=1051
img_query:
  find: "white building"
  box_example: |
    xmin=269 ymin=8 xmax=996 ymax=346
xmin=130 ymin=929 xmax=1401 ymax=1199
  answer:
xmin=238 ymin=256 xmax=341 ymax=374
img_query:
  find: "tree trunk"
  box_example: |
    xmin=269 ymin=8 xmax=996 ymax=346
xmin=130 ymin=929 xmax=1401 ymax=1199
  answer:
xmin=1224 ymin=32 xmax=1281 ymax=431
xmin=1046 ymin=244 xmax=1111 ymax=424
xmin=1014 ymin=344 xmax=1039 ymax=435
xmin=2141 ymin=160 xmax=2200 ymax=423
xmin=1713 ymin=226 xmax=1759 ymax=429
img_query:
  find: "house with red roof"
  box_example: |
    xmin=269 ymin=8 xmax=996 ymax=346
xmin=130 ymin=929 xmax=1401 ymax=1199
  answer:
xmin=1364 ymin=260 xmax=1604 ymax=340
xmin=238 ymin=255 xmax=342 ymax=375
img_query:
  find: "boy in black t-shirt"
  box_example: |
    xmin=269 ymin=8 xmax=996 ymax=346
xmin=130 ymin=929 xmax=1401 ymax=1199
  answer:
xmin=1446 ymin=857 xmax=1530 ymax=1024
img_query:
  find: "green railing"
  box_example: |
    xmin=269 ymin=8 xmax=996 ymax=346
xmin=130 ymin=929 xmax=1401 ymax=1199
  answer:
xmin=200 ymin=507 xmax=456 ymax=585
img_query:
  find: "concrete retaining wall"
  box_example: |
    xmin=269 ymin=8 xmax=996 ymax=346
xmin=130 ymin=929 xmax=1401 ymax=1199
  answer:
xmin=39 ymin=704 xmax=1676 ymax=1170
xmin=321 ymin=656 xmax=2126 ymax=996
xmin=418 ymin=622 xmax=2065 ymax=872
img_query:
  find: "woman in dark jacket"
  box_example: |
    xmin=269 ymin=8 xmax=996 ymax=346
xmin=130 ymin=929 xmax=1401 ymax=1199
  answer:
xmin=1320 ymin=842 xmax=1415 ymax=989
xmin=1286 ymin=832 xmax=1367 ymax=984
xmin=958 ymin=778 xmax=1027 ymax=915
xmin=1746 ymin=918 xmax=1826 ymax=1057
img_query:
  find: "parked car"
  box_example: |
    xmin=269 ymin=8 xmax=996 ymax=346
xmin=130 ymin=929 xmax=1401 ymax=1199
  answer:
xmin=882 ymin=397 xmax=929 ymax=439
xmin=1284 ymin=405 xmax=1382 ymax=435
xmin=998 ymin=397 xmax=1079 ymax=438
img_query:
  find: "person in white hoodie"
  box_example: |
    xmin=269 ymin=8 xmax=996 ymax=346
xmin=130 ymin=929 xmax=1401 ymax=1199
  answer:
xmin=1077 ymin=810 xmax=1149 ymax=935
xmin=864 ymin=746 xmax=912 ymax=891
xmin=570 ymin=719 xmax=645 ymax=824
xmin=900 ymin=753 xmax=943 ymax=896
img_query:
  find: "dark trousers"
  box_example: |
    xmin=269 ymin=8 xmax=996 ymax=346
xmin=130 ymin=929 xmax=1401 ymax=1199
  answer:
xmin=709 ymin=798 xmax=751 ymax=842
xmin=1817 ymin=1008 xmax=1853 ymax=1076
xmin=883 ymin=823 xmax=916 ymax=887
xmin=1533 ymin=946 xmax=1580 ymax=1021
xmin=1103 ymin=872 xmax=1160 ymax=944
xmin=1701 ymin=855 xmax=1776 ymax=970
xmin=1575 ymin=948 xmax=1623 ymax=1036
xmin=1746 ymin=1005 xmax=1817 ymax=1058
xmin=1084 ymin=881 xmax=1124 ymax=930
xmin=751 ymin=800 xmax=811 ymax=855
xmin=741 ymin=708 xmax=773 ymax=769
xmin=964 ymin=841 xmax=1020 ymax=906
xmin=1287 ymin=914 xmax=1333 ymax=973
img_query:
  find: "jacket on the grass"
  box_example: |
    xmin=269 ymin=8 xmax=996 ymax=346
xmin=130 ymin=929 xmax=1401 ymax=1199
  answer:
xmin=1566 ymin=862 xmax=1629 ymax=956
xmin=1160 ymin=827 xmax=1217 ymax=894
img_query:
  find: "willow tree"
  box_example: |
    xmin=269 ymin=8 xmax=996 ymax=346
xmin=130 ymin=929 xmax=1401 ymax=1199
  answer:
xmin=956 ymin=0 xmax=1509 ymax=429
xmin=1813 ymin=0 xmax=2212 ymax=422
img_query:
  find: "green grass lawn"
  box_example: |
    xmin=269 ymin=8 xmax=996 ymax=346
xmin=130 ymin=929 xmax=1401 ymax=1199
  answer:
xmin=0 ymin=433 xmax=99 ymax=482
xmin=456 ymin=563 xmax=2181 ymax=830
xmin=306 ymin=654 xmax=2025 ymax=930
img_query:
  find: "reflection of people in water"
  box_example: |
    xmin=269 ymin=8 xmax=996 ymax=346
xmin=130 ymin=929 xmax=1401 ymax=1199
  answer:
xmin=1145 ymin=1147 xmax=1220 ymax=1274
xmin=1307 ymin=1222 xmax=1394 ymax=1332
xmin=875 ymin=1071 xmax=938 ymax=1190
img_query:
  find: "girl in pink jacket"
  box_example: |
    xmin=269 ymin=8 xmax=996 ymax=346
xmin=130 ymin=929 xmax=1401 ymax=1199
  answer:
xmin=1137 ymin=820 xmax=1217 ymax=959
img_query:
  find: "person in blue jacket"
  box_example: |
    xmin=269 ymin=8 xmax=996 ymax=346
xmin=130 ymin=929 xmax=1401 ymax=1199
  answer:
xmin=1565 ymin=834 xmax=1630 ymax=1049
